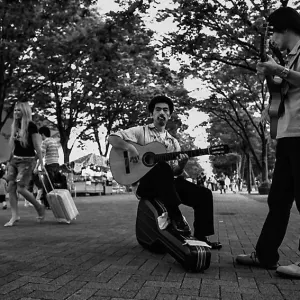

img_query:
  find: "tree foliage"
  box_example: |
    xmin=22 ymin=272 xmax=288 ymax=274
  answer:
xmin=158 ymin=0 xmax=288 ymax=181
xmin=74 ymin=1 xmax=195 ymax=159
xmin=1 ymin=0 xmax=195 ymax=163
xmin=175 ymin=131 xmax=204 ymax=178
xmin=0 ymin=0 xmax=96 ymax=130
xmin=161 ymin=0 xmax=283 ymax=73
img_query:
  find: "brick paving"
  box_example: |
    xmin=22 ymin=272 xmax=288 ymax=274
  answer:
xmin=0 ymin=191 xmax=300 ymax=300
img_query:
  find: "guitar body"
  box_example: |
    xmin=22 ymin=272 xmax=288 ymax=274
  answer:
xmin=109 ymin=141 xmax=228 ymax=185
xmin=109 ymin=141 xmax=166 ymax=185
xmin=269 ymin=115 xmax=279 ymax=139
xmin=266 ymin=76 xmax=282 ymax=139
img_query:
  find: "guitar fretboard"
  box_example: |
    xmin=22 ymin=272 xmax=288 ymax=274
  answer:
xmin=154 ymin=148 xmax=210 ymax=162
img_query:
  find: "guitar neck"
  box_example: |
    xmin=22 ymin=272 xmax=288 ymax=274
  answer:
xmin=155 ymin=148 xmax=209 ymax=163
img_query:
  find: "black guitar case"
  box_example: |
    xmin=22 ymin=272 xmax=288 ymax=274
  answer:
xmin=136 ymin=198 xmax=211 ymax=272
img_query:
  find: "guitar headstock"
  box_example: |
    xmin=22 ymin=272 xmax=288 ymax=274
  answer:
xmin=208 ymin=144 xmax=229 ymax=155
xmin=260 ymin=22 xmax=269 ymax=62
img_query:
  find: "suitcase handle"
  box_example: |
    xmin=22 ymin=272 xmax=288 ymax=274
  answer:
xmin=39 ymin=169 xmax=63 ymax=207
xmin=39 ymin=169 xmax=55 ymax=194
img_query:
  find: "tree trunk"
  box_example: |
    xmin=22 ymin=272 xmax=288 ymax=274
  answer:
xmin=251 ymin=167 xmax=256 ymax=191
xmin=0 ymin=53 xmax=7 ymax=133
xmin=240 ymin=153 xmax=246 ymax=182
xmin=63 ymin=147 xmax=72 ymax=164
xmin=60 ymin=133 xmax=72 ymax=164
xmin=246 ymin=153 xmax=252 ymax=194
xmin=236 ymin=155 xmax=240 ymax=176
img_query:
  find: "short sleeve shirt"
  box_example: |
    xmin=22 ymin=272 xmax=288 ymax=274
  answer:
xmin=112 ymin=124 xmax=181 ymax=152
xmin=41 ymin=137 xmax=59 ymax=165
xmin=111 ymin=124 xmax=181 ymax=194
xmin=13 ymin=121 xmax=38 ymax=157
xmin=277 ymin=39 xmax=300 ymax=138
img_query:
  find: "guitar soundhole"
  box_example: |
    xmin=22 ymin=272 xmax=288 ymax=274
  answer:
xmin=142 ymin=152 xmax=156 ymax=167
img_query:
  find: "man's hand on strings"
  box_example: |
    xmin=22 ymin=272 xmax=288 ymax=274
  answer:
xmin=128 ymin=144 xmax=140 ymax=163
xmin=177 ymin=153 xmax=189 ymax=169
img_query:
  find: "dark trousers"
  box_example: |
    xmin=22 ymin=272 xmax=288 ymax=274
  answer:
xmin=136 ymin=162 xmax=215 ymax=237
xmin=0 ymin=195 xmax=6 ymax=203
xmin=256 ymin=137 xmax=300 ymax=265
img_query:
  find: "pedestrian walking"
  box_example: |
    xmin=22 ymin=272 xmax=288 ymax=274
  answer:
xmin=219 ymin=173 xmax=226 ymax=194
xmin=4 ymin=101 xmax=45 ymax=227
xmin=34 ymin=126 xmax=60 ymax=209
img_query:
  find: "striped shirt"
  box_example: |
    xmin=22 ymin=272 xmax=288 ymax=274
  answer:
xmin=41 ymin=137 xmax=59 ymax=165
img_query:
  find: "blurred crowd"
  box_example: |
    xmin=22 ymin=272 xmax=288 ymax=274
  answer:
xmin=195 ymin=171 xmax=243 ymax=194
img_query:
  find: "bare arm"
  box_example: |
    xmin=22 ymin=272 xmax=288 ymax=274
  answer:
xmin=171 ymin=139 xmax=188 ymax=176
xmin=108 ymin=135 xmax=133 ymax=151
xmin=32 ymin=133 xmax=44 ymax=169
xmin=34 ymin=145 xmax=45 ymax=172
xmin=173 ymin=154 xmax=189 ymax=176
xmin=108 ymin=135 xmax=140 ymax=163
xmin=257 ymin=55 xmax=300 ymax=87
xmin=274 ymin=65 xmax=300 ymax=87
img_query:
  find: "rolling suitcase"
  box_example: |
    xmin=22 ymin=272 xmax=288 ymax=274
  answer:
xmin=136 ymin=198 xmax=211 ymax=272
xmin=40 ymin=170 xmax=79 ymax=224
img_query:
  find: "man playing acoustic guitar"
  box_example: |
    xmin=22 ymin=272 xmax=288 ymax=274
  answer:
xmin=236 ymin=6 xmax=300 ymax=278
xmin=108 ymin=95 xmax=222 ymax=249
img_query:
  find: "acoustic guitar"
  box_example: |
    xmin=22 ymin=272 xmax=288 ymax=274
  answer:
xmin=260 ymin=23 xmax=283 ymax=139
xmin=109 ymin=141 xmax=229 ymax=185
xmin=260 ymin=0 xmax=288 ymax=139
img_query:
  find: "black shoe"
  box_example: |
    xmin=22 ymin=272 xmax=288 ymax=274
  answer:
xmin=171 ymin=217 xmax=191 ymax=235
xmin=2 ymin=205 xmax=7 ymax=210
xmin=236 ymin=252 xmax=278 ymax=270
xmin=195 ymin=236 xmax=222 ymax=250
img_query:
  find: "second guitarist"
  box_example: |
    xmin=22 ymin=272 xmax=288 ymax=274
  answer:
xmin=236 ymin=6 xmax=300 ymax=278
xmin=108 ymin=95 xmax=222 ymax=249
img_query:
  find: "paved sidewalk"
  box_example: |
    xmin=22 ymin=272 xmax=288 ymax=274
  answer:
xmin=0 ymin=192 xmax=300 ymax=300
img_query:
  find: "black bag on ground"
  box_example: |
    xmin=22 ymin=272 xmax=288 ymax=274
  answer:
xmin=136 ymin=198 xmax=211 ymax=272
xmin=53 ymin=172 xmax=68 ymax=189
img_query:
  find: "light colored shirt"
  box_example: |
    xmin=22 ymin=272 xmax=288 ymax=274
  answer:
xmin=41 ymin=137 xmax=59 ymax=165
xmin=111 ymin=124 xmax=181 ymax=192
xmin=277 ymin=39 xmax=300 ymax=139
xmin=112 ymin=123 xmax=180 ymax=153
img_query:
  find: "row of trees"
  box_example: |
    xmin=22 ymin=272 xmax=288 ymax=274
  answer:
xmin=2 ymin=0 xmax=298 ymax=183
xmin=1 ymin=0 xmax=199 ymax=165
